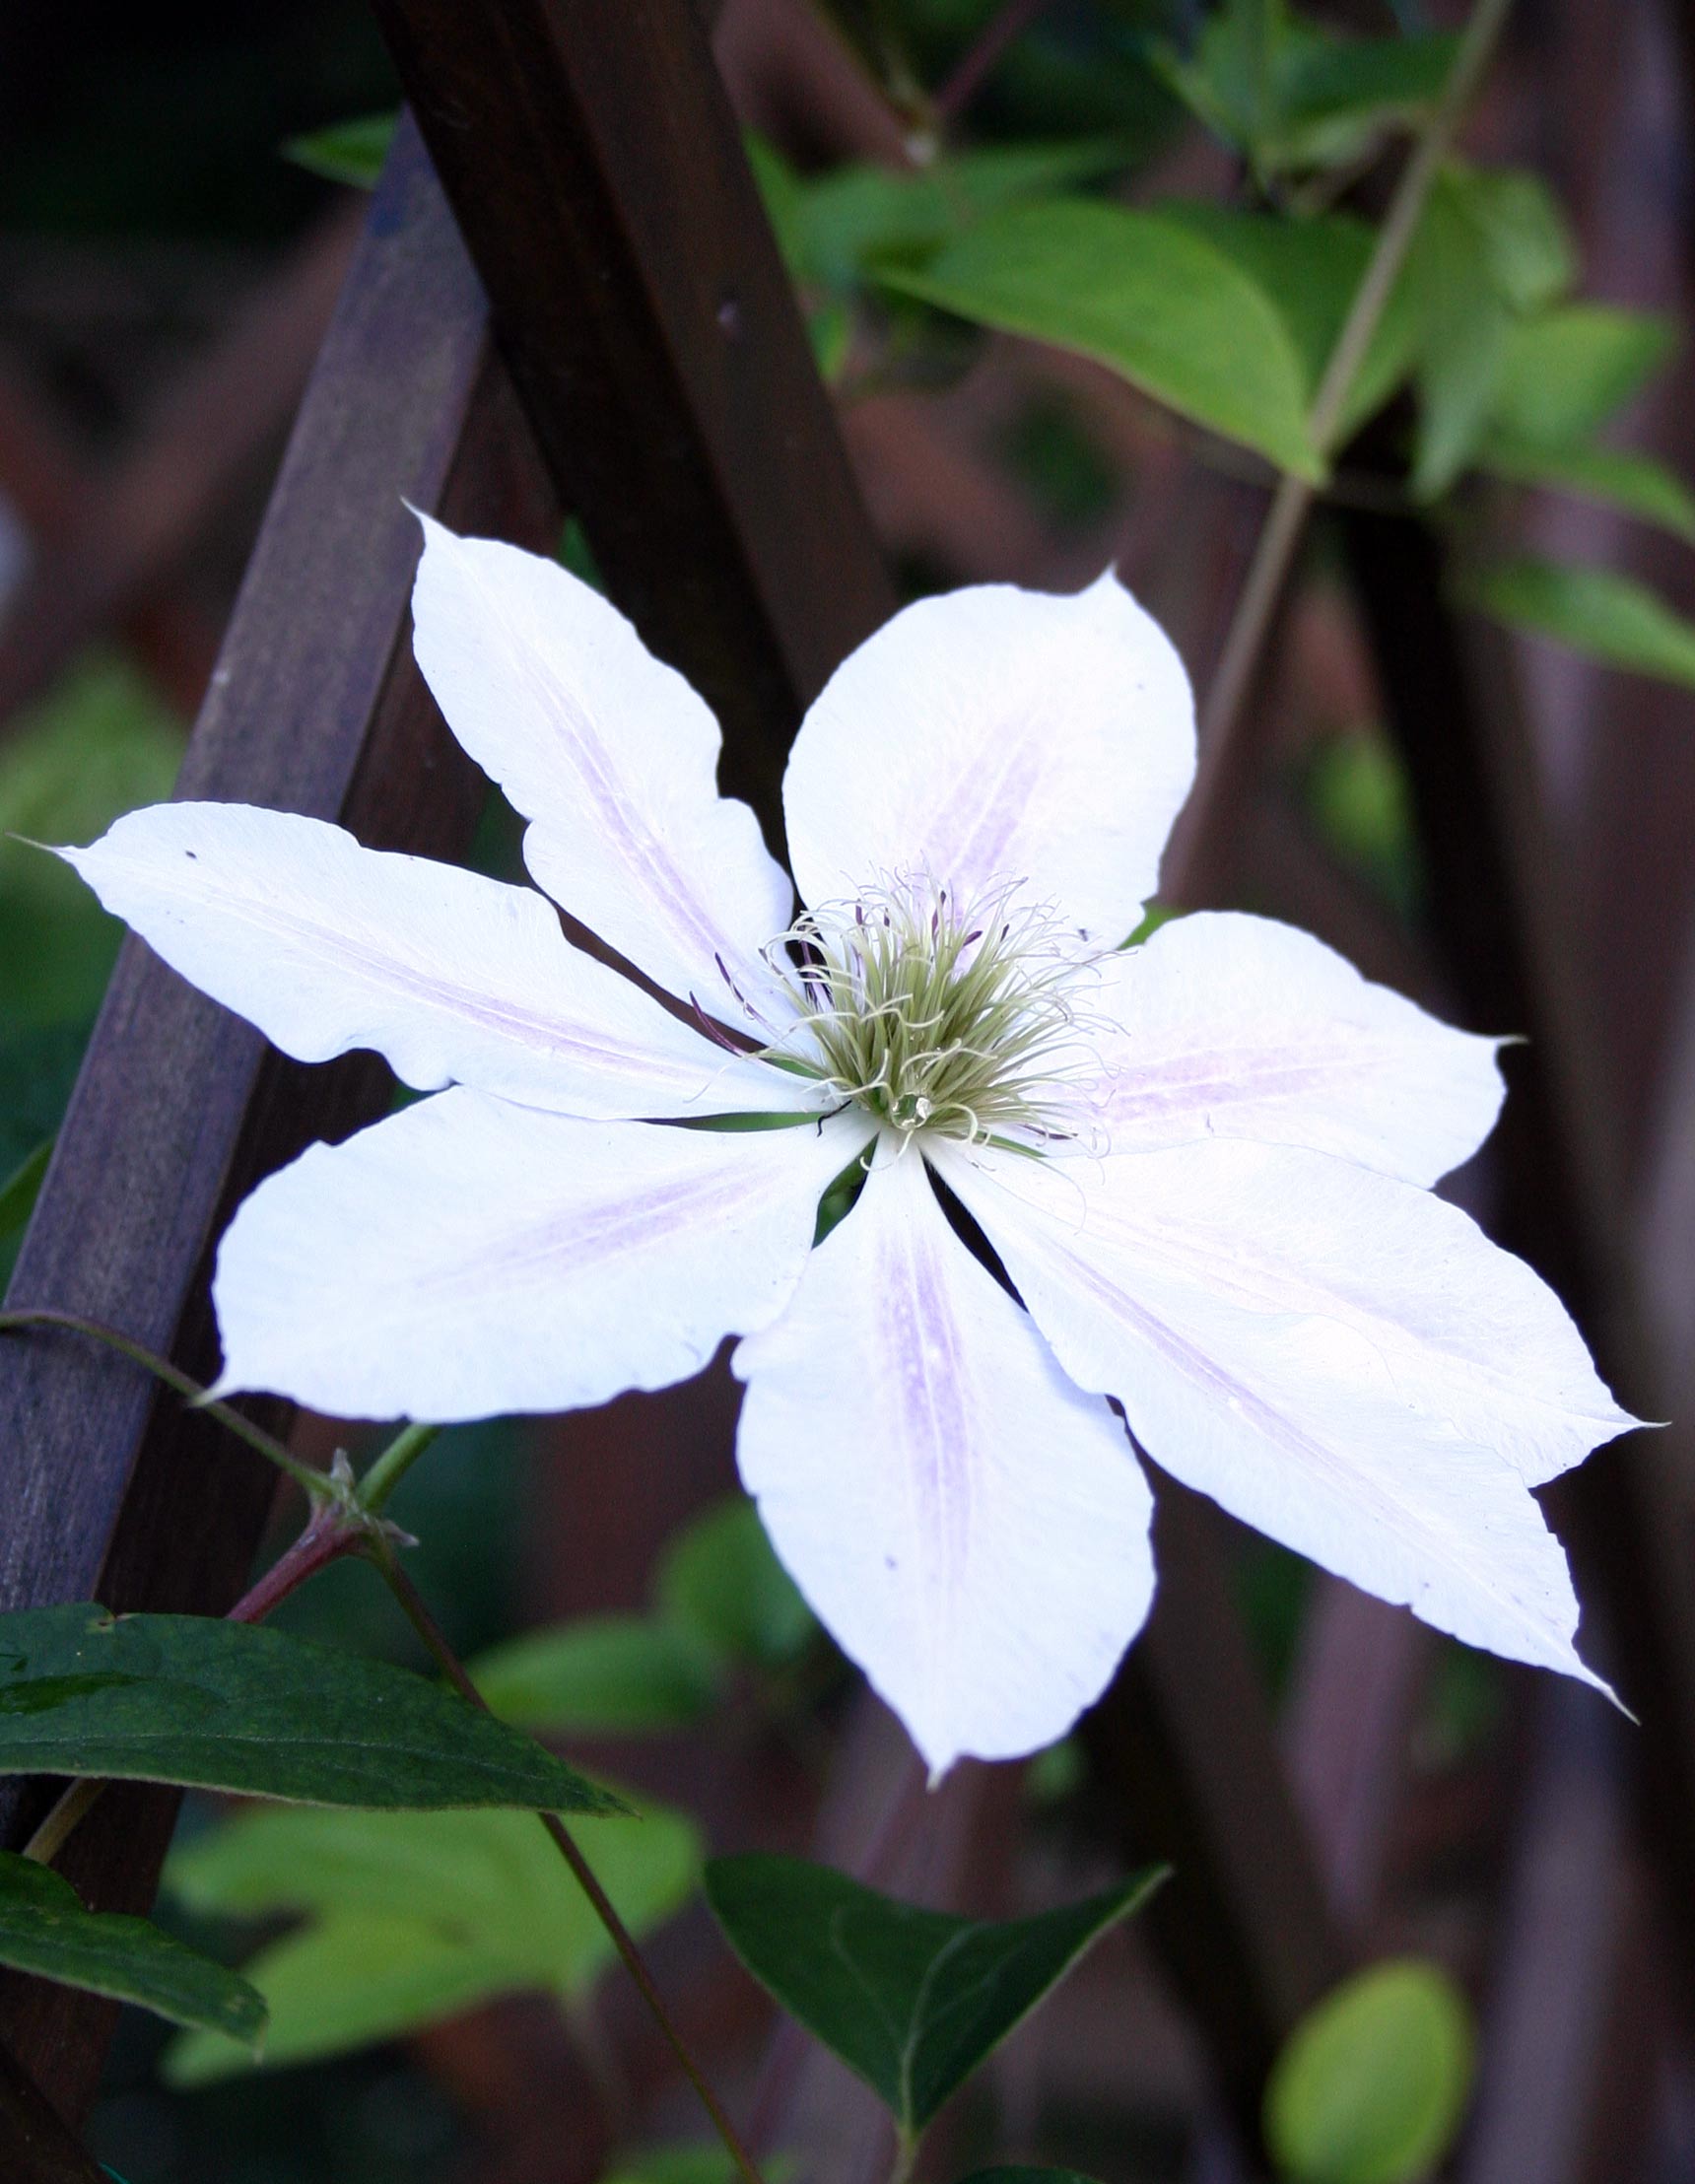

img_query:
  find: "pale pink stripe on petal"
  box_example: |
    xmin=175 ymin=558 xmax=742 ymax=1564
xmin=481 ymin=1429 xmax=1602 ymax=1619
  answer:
xmin=735 ymin=1146 xmax=1155 ymax=1776
xmin=410 ymin=516 xmax=797 ymax=1028
xmin=213 ymin=1093 xmax=867 ymax=1422
xmin=783 ymin=573 xmax=1194 ymax=947
xmin=58 ymin=803 xmax=823 ymax=1122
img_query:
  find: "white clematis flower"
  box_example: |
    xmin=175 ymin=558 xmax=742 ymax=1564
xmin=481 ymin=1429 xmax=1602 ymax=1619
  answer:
xmin=59 ymin=517 xmax=1638 ymax=1776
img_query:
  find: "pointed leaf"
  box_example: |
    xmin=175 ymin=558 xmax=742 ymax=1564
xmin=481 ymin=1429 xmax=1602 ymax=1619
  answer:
xmin=0 ymin=1851 xmax=263 ymax=2044
xmin=1264 ymin=1959 xmax=1475 ymax=2184
xmin=1479 ymin=438 xmax=1695 ymax=544
xmin=469 ymin=1614 xmax=722 ymax=1735
xmin=1488 ymin=304 xmax=1676 ymax=446
xmin=655 ymin=1497 xmax=816 ymax=1670
xmin=705 ymin=1854 xmax=1165 ymax=2134
xmin=283 ymin=112 xmax=397 ymax=189
xmin=1461 ymin=557 xmax=1695 ymax=689
xmin=1157 ymin=203 xmax=1419 ymax=439
xmin=164 ymin=1800 xmax=698 ymax=2082
xmin=0 ymin=1604 xmax=625 ymax=1813
xmin=879 ymin=199 xmax=1324 ymax=480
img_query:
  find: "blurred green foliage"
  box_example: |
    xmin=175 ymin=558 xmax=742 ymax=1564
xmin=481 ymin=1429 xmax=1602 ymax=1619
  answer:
xmin=1265 ymin=1958 xmax=1476 ymax=2184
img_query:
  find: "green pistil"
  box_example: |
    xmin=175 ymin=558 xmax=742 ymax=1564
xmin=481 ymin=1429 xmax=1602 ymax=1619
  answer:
xmin=763 ymin=878 xmax=1093 ymax=1146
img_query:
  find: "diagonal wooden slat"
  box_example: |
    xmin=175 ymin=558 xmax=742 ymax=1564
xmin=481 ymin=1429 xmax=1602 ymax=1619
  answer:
xmin=0 ymin=2042 xmax=108 ymax=2184
xmin=1339 ymin=496 xmax=1695 ymax=1997
xmin=369 ymin=0 xmax=894 ymax=836
xmin=1 ymin=2 xmax=1345 ymax=2145
xmin=0 ymin=116 xmax=562 ymax=2120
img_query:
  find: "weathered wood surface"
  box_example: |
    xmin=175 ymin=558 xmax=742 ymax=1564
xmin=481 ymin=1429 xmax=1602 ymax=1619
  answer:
xmin=0 ymin=116 xmax=561 ymax=2120
xmin=0 ymin=2043 xmax=109 ymax=2184
xmin=370 ymin=0 xmax=895 ymax=835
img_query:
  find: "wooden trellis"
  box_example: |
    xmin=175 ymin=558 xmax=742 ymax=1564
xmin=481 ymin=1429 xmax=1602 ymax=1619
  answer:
xmin=0 ymin=5 xmax=1689 ymax=2179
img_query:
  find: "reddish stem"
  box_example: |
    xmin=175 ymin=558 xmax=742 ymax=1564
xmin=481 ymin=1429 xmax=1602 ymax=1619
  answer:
xmin=934 ymin=0 xmax=1056 ymax=124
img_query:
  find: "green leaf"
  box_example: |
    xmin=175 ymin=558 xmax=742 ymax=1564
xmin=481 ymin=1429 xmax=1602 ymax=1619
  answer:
xmin=0 ymin=1135 xmax=51 ymax=1243
xmin=1404 ymin=173 xmax=1512 ymax=499
xmin=1264 ymin=1958 xmax=1474 ymax=2184
xmin=469 ymin=1614 xmax=721 ymax=1735
xmin=603 ymin=2150 xmax=752 ymax=2184
xmin=1479 ymin=438 xmax=1695 ymax=544
xmin=282 ymin=112 xmax=397 ymax=189
xmin=655 ymin=1497 xmax=815 ymax=1669
xmin=0 ymin=1851 xmax=263 ymax=2045
xmin=881 ymin=199 xmax=1323 ymax=479
xmin=1156 ymin=4 xmax=1456 ymax=177
xmin=705 ymin=1855 xmax=1165 ymax=2135
xmin=1461 ymin=558 xmax=1695 ymax=689
xmin=1156 ymin=204 xmax=1418 ymax=441
xmin=1488 ymin=304 xmax=1677 ymax=446
xmin=1275 ymin=31 xmax=1457 ymax=171
xmin=1404 ymin=167 xmax=1577 ymax=498
xmin=0 ymin=652 xmax=183 ymax=1026
xmin=164 ymin=1799 xmax=698 ymax=2082
xmin=0 ymin=1604 xmax=625 ymax=1814
xmin=776 ymin=140 xmax=1129 ymax=299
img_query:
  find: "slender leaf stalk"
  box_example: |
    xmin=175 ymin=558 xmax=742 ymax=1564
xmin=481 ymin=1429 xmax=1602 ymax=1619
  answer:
xmin=357 ymin=1421 xmax=441 ymax=1515
xmin=1195 ymin=0 xmax=1515 ymax=764
xmin=0 ymin=1309 xmax=325 ymax=1504
xmin=364 ymin=1533 xmax=768 ymax=2184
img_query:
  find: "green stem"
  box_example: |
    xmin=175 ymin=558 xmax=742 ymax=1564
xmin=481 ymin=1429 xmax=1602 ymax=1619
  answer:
xmin=363 ymin=1532 xmax=768 ymax=2184
xmin=0 ymin=1308 xmax=326 ymax=1504
xmin=1194 ymin=0 xmax=1514 ymax=759
xmin=357 ymin=1421 xmax=441 ymax=1516
xmin=886 ymin=2124 xmax=920 ymax=2184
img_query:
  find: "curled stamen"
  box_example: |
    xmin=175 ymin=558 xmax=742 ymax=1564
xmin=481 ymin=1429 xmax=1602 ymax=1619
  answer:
xmin=752 ymin=870 xmax=1106 ymax=1148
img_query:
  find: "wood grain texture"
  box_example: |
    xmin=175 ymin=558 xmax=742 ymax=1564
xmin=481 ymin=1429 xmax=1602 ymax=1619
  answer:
xmin=368 ymin=0 xmax=895 ymax=833
xmin=0 ymin=115 xmax=562 ymax=2119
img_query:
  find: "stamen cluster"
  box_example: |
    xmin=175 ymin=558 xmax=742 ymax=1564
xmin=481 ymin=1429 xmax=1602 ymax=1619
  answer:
xmin=766 ymin=876 xmax=1098 ymax=1145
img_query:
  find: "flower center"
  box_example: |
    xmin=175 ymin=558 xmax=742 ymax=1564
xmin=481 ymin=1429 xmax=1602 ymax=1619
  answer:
xmin=762 ymin=876 xmax=1098 ymax=1146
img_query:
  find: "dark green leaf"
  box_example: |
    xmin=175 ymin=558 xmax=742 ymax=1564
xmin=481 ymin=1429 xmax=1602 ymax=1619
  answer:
xmin=0 ymin=1850 xmax=262 ymax=2044
xmin=282 ymin=112 xmax=397 ymax=189
xmin=0 ymin=1604 xmax=626 ymax=1814
xmin=469 ymin=1614 xmax=721 ymax=1735
xmin=1461 ymin=558 xmax=1695 ymax=689
xmin=705 ymin=1855 xmax=1164 ymax=2134
xmin=881 ymin=199 xmax=1323 ymax=479
xmin=164 ymin=1799 xmax=697 ymax=2082
xmin=1264 ymin=1958 xmax=1474 ymax=2184
xmin=655 ymin=1498 xmax=815 ymax=1669
xmin=1479 ymin=438 xmax=1695 ymax=544
xmin=1488 ymin=304 xmax=1677 ymax=445
xmin=0 ymin=1136 xmax=51 ymax=1242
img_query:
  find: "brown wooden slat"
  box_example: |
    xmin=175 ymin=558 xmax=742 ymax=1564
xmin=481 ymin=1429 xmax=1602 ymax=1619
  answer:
xmin=1338 ymin=498 xmax=1695 ymax=1997
xmin=0 ymin=117 xmax=562 ymax=2118
xmin=369 ymin=0 xmax=895 ymax=836
xmin=375 ymin=4 xmax=1346 ymax=2150
xmin=0 ymin=2042 xmax=108 ymax=2184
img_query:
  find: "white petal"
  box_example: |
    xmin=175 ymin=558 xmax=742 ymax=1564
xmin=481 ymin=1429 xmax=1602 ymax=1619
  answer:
xmin=733 ymin=1146 xmax=1155 ymax=1777
xmin=409 ymin=516 xmax=796 ymax=1027
xmin=937 ymin=1140 xmax=1624 ymax=1691
xmin=213 ymin=1093 xmax=866 ymax=1423
xmin=782 ymin=574 xmax=1194 ymax=945
xmin=57 ymin=804 xmax=822 ymax=1122
xmin=1080 ymin=912 xmax=1505 ymax=1185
